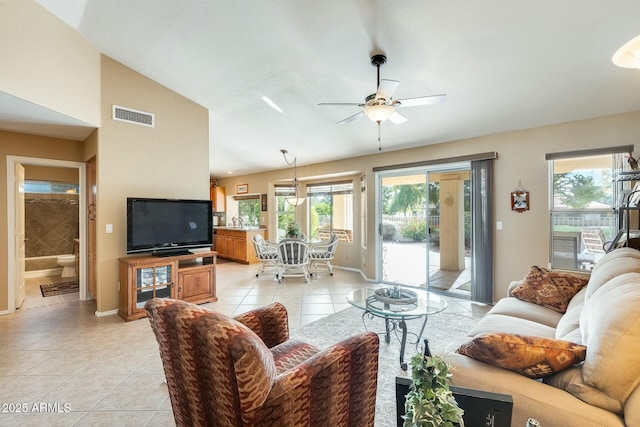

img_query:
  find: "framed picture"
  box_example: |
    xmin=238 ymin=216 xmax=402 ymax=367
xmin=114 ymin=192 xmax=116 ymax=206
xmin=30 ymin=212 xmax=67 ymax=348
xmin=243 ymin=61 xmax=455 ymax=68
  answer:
xmin=511 ymin=190 xmax=529 ymax=212
xmin=237 ymin=184 xmax=248 ymax=194
xmin=261 ymin=193 xmax=267 ymax=211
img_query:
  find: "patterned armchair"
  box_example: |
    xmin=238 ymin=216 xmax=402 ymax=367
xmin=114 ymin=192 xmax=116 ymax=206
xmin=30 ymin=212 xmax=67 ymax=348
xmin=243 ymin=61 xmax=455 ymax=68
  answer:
xmin=145 ymin=298 xmax=379 ymax=427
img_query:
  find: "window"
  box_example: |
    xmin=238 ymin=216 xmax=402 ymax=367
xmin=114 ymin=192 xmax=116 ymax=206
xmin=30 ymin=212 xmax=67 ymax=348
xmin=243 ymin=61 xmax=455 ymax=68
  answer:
xmin=24 ymin=180 xmax=78 ymax=194
xmin=549 ymin=153 xmax=619 ymax=270
xmin=307 ymin=181 xmax=353 ymax=242
xmin=275 ymin=186 xmax=297 ymax=240
xmin=235 ymin=196 xmax=260 ymax=226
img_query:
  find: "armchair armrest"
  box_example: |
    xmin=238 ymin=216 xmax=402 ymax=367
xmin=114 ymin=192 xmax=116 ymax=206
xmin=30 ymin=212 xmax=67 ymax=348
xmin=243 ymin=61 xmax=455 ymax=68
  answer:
xmin=233 ymin=302 xmax=290 ymax=348
xmin=255 ymin=332 xmax=380 ymax=426
xmin=309 ymin=241 xmax=331 ymax=251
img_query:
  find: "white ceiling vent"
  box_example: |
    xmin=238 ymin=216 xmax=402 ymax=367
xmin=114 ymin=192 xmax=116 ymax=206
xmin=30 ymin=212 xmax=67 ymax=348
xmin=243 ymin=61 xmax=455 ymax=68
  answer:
xmin=112 ymin=105 xmax=154 ymax=127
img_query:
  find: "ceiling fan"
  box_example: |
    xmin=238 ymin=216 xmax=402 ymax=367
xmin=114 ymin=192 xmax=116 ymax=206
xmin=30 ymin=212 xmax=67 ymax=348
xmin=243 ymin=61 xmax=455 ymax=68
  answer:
xmin=319 ymin=54 xmax=446 ymax=150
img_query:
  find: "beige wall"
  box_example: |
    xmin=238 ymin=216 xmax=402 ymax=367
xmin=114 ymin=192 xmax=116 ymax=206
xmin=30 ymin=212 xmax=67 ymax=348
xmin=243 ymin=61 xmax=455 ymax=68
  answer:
xmin=0 ymin=130 xmax=84 ymax=311
xmin=217 ymin=110 xmax=640 ymax=301
xmin=0 ymin=0 xmax=100 ymax=126
xmin=95 ymin=56 xmax=209 ymax=313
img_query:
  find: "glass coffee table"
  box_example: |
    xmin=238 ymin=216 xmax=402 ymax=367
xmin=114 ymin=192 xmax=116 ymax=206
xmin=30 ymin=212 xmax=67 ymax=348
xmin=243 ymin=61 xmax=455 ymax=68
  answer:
xmin=347 ymin=286 xmax=447 ymax=370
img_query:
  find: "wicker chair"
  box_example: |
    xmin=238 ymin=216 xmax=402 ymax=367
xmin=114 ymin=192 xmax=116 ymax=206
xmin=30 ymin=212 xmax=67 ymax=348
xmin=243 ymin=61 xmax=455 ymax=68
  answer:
xmin=277 ymin=239 xmax=310 ymax=283
xmin=145 ymin=298 xmax=379 ymax=427
xmin=309 ymin=233 xmax=339 ymax=277
xmin=251 ymin=234 xmax=279 ymax=277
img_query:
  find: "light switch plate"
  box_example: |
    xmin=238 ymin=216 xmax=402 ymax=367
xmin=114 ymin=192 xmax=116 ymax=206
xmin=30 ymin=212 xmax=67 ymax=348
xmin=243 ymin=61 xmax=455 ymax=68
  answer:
xmin=106 ymin=224 xmax=113 ymax=234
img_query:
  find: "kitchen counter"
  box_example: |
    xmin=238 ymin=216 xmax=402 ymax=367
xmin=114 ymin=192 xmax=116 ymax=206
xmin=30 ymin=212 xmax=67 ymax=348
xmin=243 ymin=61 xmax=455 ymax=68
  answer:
xmin=215 ymin=227 xmax=267 ymax=264
xmin=213 ymin=226 xmax=266 ymax=231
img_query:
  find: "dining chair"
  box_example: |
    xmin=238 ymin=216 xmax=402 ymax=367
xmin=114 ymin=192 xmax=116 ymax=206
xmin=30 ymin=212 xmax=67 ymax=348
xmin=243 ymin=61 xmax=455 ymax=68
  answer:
xmin=309 ymin=233 xmax=339 ymax=277
xmin=277 ymin=239 xmax=310 ymax=283
xmin=251 ymin=234 xmax=280 ymax=277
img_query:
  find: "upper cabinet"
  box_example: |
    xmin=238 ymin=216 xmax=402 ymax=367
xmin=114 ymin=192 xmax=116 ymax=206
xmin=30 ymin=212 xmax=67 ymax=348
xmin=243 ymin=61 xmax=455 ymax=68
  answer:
xmin=210 ymin=186 xmax=226 ymax=212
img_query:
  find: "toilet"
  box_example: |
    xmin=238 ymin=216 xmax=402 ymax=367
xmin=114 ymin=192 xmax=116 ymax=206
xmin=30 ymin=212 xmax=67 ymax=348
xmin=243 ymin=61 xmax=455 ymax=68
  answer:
xmin=57 ymin=255 xmax=76 ymax=278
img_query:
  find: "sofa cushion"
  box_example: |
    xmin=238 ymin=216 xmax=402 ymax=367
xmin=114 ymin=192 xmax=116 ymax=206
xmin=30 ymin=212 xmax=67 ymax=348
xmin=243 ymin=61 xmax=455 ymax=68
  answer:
xmin=511 ymin=266 xmax=588 ymax=313
xmin=584 ymin=256 xmax=640 ymax=302
xmin=555 ymin=288 xmax=586 ymax=343
xmin=544 ymin=366 xmax=623 ymax=414
xmin=456 ymin=332 xmax=586 ymax=379
xmin=466 ymin=313 xmax=556 ymax=338
xmin=580 ymin=272 xmax=640 ymax=405
xmin=443 ymin=352 xmax=625 ymax=427
xmin=590 ymin=247 xmax=640 ymax=272
xmin=488 ymin=297 xmax=563 ymax=328
xmin=624 ymin=383 xmax=640 ymax=427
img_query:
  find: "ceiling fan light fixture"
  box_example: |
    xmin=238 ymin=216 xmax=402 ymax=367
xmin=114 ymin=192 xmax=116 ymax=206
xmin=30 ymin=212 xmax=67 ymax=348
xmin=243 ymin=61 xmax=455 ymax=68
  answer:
xmin=364 ymin=104 xmax=394 ymax=123
xmin=613 ymin=34 xmax=640 ymax=68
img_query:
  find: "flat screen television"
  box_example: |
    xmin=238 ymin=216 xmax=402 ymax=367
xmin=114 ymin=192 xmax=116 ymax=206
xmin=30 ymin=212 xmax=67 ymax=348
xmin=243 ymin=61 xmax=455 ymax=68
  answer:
xmin=127 ymin=197 xmax=213 ymax=256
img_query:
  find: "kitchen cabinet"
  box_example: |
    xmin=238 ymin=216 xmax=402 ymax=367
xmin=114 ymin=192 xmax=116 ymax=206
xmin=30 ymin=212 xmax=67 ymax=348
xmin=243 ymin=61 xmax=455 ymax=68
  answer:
xmin=118 ymin=251 xmax=217 ymax=321
xmin=215 ymin=228 xmax=266 ymax=264
xmin=210 ymin=186 xmax=226 ymax=212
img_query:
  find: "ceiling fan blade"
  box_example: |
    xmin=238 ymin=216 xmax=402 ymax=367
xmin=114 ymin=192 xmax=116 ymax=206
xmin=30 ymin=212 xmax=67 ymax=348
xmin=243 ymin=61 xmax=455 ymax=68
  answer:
xmin=393 ymin=94 xmax=447 ymax=108
xmin=318 ymin=102 xmax=364 ymax=107
xmin=388 ymin=111 xmax=408 ymax=124
xmin=376 ymin=79 xmax=399 ymax=100
xmin=337 ymin=111 xmax=364 ymax=124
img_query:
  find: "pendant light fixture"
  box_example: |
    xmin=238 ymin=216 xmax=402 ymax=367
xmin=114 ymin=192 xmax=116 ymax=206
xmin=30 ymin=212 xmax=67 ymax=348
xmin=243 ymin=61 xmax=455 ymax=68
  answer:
xmin=280 ymin=149 xmax=305 ymax=206
xmin=613 ymin=34 xmax=640 ymax=69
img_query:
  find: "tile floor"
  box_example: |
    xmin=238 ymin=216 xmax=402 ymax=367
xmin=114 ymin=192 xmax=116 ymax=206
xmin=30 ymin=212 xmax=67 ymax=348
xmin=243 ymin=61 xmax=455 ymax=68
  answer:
xmin=1 ymin=261 xmax=489 ymax=426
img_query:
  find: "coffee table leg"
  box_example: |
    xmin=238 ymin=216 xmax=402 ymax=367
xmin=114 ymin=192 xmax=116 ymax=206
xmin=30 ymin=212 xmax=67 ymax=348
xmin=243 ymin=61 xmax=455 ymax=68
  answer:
xmin=417 ymin=315 xmax=429 ymax=345
xmin=399 ymin=318 xmax=408 ymax=370
xmin=384 ymin=316 xmax=391 ymax=343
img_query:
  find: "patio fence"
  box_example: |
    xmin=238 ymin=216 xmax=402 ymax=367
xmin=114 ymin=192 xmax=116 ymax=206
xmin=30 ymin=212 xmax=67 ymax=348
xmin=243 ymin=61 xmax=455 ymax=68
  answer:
xmin=382 ymin=214 xmax=615 ymax=230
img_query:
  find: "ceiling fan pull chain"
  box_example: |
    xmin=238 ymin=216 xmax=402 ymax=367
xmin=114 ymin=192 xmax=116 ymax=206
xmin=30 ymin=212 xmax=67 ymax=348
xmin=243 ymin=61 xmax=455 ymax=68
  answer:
xmin=378 ymin=122 xmax=382 ymax=151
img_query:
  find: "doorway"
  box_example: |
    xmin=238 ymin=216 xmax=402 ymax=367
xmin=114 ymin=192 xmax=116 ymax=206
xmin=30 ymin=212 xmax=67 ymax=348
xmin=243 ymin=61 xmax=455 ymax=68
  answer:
xmin=6 ymin=156 xmax=87 ymax=314
xmin=376 ymin=163 xmax=471 ymax=296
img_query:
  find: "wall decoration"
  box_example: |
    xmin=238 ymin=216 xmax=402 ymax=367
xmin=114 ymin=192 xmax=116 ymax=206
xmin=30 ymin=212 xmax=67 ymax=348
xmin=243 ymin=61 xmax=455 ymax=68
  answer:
xmin=236 ymin=184 xmax=248 ymax=194
xmin=261 ymin=194 xmax=267 ymax=211
xmin=511 ymin=182 xmax=529 ymax=213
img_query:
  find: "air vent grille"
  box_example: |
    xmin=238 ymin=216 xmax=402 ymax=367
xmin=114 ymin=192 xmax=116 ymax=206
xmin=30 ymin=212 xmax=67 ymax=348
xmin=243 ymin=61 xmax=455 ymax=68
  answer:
xmin=112 ymin=105 xmax=155 ymax=127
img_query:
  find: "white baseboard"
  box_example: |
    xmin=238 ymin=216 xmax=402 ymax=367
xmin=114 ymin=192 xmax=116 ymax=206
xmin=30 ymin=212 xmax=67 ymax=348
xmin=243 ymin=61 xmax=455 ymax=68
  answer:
xmin=25 ymin=268 xmax=63 ymax=279
xmin=95 ymin=309 xmax=118 ymax=317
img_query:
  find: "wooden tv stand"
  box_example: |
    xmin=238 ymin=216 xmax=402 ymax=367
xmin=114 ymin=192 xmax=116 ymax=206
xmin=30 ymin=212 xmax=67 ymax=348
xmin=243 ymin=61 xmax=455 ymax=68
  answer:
xmin=118 ymin=250 xmax=217 ymax=321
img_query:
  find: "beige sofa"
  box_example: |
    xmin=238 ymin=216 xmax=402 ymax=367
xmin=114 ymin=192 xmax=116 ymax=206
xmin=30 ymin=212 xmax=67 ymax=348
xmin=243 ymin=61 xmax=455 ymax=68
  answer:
xmin=443 ymin=247 xmax=640 ymax=427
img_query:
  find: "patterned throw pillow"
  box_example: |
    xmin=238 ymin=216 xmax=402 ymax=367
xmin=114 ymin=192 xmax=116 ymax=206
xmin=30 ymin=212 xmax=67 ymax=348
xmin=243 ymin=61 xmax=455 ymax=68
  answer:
xmin=511 ymin=266 xmax=589 ymax=313
xmin=456 ymin=332 xmax=587 ymax=379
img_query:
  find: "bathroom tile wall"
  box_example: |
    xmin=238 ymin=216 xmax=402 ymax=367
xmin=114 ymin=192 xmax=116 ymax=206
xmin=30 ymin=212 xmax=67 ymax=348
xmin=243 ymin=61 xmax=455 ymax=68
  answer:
xmin=25 ymin=193 xmax=79 ymax=259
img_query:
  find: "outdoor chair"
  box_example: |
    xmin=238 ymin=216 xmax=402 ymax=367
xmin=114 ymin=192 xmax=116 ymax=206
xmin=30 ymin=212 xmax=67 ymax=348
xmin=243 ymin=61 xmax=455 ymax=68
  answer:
xmin=578 ymin=230 xmax=607 ymax=268
xmin=277 ymin=239 xmax=310 ymax=283
xmin=309 ymin=233 xmax=339 ymax=277
xmin=145 ymin=298 xmax=379 ymax=427
xmin=251 ymin=234 xmax=279 ymax=277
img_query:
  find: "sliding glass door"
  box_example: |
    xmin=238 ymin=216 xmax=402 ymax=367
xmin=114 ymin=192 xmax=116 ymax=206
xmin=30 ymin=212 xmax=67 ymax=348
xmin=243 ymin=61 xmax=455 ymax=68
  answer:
xmin=377 ymin=163 xmax=471 ymax=295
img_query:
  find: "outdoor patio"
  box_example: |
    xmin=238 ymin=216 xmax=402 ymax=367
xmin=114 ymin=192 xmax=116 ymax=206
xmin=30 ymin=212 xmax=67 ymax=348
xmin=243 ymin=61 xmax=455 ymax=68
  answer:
xmin=382 ymin=241 xmax=471 ymax=295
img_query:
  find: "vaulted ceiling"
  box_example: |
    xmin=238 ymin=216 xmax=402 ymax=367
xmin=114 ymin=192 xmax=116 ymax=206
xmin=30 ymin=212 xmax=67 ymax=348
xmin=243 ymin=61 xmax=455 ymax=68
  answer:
xmin=9 ymin=1 xmax=640 ymax=176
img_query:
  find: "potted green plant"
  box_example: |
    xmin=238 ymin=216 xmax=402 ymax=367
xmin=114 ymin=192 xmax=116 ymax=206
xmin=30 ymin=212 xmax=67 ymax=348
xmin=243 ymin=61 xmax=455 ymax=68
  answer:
xmin=403 ymin=340 xmax=465 ymax=427
xmin=286 ymin=219 xmax=301 ymax=239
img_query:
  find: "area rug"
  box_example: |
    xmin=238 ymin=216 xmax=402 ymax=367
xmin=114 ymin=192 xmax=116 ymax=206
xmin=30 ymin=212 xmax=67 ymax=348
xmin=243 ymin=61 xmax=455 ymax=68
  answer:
xmin=39 ymin=281 xmax=79 ymax=297
xmin=292 ymin=306 xmax=479 ymax=427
